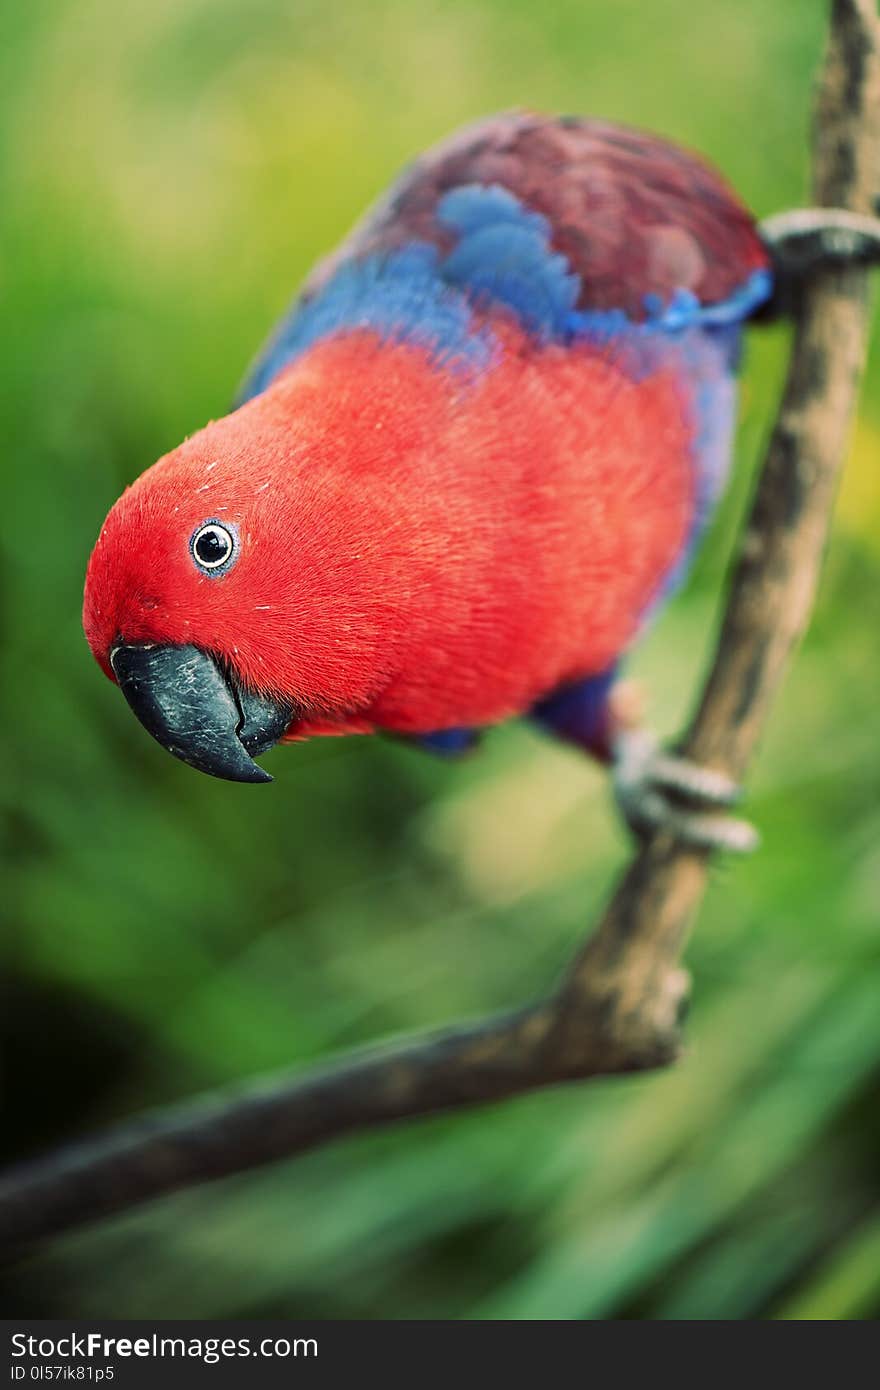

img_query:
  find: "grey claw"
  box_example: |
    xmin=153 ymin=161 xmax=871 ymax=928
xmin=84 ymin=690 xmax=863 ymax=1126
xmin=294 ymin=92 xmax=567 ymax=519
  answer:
xmin=650 ymin=807 xmax=759 ymax=855
xmin=648 ymin=752 xmax=742 ymax=807
xmin=760 ymin=208 xmax=880 ymax=272
xmin=612 ymin=729 xmax=759 ymax=854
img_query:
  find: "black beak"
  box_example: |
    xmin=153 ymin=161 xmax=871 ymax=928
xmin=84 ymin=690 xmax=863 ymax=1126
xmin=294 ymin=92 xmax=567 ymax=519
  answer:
xmin=109 ymin=643 xmax=294 ymax=783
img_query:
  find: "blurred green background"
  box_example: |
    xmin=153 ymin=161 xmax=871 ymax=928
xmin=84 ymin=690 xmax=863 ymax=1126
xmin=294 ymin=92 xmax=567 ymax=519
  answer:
xmin=2 ymin=0 xmax=879 ymax=1321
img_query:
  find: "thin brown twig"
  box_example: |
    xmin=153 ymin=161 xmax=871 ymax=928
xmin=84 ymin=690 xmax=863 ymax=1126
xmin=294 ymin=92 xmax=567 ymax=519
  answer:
xmin=1 ymin=0 xmax=877 ymax=1255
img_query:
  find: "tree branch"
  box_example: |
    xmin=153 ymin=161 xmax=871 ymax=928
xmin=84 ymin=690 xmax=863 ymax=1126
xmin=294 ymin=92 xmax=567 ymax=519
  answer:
xmin=2 ymin=0 xmax=878 ymax=1255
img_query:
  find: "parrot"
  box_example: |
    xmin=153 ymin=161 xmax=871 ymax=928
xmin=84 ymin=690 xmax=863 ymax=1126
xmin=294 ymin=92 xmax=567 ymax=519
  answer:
xmin=83 ymin=112 xmax=797 ymax=850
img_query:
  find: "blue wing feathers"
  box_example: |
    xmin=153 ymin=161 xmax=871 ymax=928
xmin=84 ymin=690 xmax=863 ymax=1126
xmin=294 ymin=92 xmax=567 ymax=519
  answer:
xmin=238 ymin=244 xmax=497 ymax=402
xmin=238 ymin=180 xmax=771 ymax=405
xmin=438 ymin=185 xmax=581 ymax=338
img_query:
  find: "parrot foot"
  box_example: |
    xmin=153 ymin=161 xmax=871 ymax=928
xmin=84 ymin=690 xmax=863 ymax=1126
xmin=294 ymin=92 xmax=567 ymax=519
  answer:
xmin=612 ymin=728 xmax=759 ymax=854
xmin=760 ymin=207 xmax=880 ymax=275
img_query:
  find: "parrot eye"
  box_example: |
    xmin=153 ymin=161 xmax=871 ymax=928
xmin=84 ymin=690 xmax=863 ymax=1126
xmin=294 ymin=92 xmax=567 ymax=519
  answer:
xmin=191 ymin=521 xmax=237 ymax=574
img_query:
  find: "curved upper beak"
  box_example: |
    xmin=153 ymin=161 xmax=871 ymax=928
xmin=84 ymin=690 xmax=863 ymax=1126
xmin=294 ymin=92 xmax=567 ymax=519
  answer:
xmin=109 ymin=643 xmax=294 ymax=783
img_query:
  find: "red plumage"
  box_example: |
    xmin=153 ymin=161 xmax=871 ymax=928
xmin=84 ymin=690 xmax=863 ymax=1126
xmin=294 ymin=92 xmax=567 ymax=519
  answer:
xmin=85 ymin=323 xmax=693 ymax=736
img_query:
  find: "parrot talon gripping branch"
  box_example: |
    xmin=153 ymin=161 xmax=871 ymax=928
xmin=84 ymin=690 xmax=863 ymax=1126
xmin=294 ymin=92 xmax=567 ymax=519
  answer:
xmin=611 ymin=730 xmax=759 ymax=855
xmin=760 ymin=206 xmax=880 ymax=274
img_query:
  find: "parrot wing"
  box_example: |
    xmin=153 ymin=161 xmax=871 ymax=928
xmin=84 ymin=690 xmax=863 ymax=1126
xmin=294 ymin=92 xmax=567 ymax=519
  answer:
xmin=238 ymin=112 xmax=772 ymax=404
xmin=306 ymin=111 xmax=770 ymax=320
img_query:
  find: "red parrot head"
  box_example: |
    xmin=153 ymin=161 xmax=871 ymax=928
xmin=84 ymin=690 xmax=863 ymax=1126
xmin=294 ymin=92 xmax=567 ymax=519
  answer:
xmin=82 ymin=342 xmax=419 ymax=781
xmin=83 ymin=408 xmax=300 ymax=781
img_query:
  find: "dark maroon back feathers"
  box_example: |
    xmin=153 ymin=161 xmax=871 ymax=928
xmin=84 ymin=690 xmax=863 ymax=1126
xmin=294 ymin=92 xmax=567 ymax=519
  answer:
xmin=314 ymin=112 xmax=768 ymax=319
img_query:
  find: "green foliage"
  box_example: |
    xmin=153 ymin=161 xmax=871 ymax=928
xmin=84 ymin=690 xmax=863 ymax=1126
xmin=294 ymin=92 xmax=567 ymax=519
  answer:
xmin=2 ymin=0 xmax=878 ymax=1320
